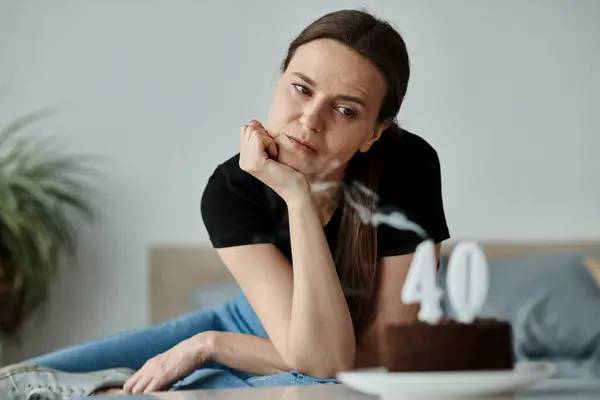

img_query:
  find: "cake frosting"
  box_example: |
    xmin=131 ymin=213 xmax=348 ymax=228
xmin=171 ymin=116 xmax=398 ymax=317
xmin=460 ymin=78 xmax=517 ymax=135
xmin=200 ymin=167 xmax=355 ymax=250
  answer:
xmin=381 ymin=317 xmax=514 ymax=372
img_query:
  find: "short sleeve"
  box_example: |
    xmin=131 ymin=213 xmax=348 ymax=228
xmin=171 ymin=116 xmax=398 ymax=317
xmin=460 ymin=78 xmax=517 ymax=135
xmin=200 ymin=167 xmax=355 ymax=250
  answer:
xmin=376 ymin=135 xmax=451 ymax=257
xmin=200 ymin=163 xmax=276 ymax=249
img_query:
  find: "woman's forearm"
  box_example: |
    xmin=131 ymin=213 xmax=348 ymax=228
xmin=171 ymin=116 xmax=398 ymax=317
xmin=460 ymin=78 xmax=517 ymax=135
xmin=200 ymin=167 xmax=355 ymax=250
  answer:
xmin=284 ymin=192 xmax=356 ymax=377
xmin=201 ymin=331 xmax=290 ymax=376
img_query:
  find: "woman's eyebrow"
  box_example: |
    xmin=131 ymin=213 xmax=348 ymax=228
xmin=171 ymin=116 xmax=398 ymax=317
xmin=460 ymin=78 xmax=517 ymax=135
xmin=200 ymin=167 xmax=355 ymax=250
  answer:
xmin=291 ymin=72 xmax=367 ymax=107
xmin=292 ymin=72 xmax=317 ymax=87
xmin=338 ymin=94 xmax=366 ymax=107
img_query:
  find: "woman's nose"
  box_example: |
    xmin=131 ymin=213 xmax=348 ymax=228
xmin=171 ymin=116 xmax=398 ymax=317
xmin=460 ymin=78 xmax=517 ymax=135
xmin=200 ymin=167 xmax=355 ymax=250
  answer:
xmin=299 ymin=103 xmax=325 ymax=133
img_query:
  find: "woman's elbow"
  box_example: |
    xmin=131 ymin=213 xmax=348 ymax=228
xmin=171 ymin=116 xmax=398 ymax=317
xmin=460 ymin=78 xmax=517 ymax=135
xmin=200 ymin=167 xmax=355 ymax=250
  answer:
xmin=285 ymin=350 xmax=355 ymax=379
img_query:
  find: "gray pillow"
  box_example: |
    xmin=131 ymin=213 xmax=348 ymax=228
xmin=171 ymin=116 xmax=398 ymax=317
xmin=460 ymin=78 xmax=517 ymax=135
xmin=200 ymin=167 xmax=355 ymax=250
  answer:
xmin=189 ymin=281 xmax=241 ymax=311
xmin=437 ymin=251 xmax=600 ymax=361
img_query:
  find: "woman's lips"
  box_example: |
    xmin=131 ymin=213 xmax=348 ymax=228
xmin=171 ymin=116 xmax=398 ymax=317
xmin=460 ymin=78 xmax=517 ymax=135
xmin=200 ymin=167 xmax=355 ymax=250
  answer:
xmin=286 ymin=135 xmax=317 ymax=153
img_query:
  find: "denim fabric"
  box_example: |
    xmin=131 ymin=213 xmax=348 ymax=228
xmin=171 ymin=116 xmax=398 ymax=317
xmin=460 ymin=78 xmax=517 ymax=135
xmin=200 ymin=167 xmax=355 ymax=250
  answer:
xmin=171 ymin=369 xmax=339 ymax=391
xmin=27 ymin=290 xmax=340 ymax=390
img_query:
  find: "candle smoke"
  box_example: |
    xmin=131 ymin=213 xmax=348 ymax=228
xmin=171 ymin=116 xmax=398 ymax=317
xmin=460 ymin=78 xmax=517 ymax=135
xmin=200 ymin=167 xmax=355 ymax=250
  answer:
xmin=310 ymin=158 xmax=428 ymax=239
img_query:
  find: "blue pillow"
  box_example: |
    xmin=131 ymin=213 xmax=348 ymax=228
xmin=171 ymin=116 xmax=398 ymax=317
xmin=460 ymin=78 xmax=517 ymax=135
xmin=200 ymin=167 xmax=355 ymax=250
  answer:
xmin=437 ymin=251 xmax=600 ymax=360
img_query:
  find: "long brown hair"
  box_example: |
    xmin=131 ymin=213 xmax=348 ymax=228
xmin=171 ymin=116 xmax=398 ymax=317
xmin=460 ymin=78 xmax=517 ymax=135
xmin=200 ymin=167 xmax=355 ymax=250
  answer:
xmin=280 ymin=9 xmax=411 ymax=339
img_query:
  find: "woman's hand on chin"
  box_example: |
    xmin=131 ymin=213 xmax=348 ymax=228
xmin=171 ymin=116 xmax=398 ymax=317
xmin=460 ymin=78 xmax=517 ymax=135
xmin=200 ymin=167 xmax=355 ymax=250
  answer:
xmin=239 ymin=119 xmax=310 ymax=203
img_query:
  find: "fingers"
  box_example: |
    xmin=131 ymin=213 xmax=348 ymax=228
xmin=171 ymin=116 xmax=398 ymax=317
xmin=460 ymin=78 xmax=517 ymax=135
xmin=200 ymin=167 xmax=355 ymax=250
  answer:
xmin=248 ymin=119 xmax=264 ymax=130
xmin=125 ymin=371 xmax=164 ymax=395
xmin=123 ymin=372 xmax=139 ymax=393
xmin=241 ymin=120 xmax=278 ymax=159
xmin=123 ymin=362 xmax=164 ymax=395
xmin=241 ymin=119 xmax=265 ymax=139
xmin=259 ymin=132 xmax=279 ymax=159
xmin=143 ymin=378 xmax=164 ymax=394
xmin=132 ymin=375 xmax=153 ymax=394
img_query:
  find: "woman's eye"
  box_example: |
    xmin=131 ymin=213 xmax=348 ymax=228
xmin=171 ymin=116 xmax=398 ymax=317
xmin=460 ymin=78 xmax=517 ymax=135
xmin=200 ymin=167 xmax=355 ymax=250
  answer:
xmin=338 ymin=107 xmax=356 ymax=119
xmin=293 ymin=84 xmax=311 ymax=95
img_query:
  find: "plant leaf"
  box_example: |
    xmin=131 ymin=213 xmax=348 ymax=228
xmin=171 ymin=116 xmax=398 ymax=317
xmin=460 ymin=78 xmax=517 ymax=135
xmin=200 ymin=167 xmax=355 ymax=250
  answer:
xmin=0 ymin=107 xmax=101 ymax=338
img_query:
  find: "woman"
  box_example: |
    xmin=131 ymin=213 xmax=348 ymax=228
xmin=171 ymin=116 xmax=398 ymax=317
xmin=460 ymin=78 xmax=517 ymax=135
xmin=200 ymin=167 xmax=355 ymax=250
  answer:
xmin=0 ymin=8 xmax=449 ymax=398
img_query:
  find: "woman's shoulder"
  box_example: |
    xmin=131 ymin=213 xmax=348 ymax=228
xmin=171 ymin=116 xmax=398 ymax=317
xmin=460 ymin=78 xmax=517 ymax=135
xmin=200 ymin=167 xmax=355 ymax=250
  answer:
xmin=375 ymin=128 xmax=450 ymax=255
xmin=207 ymin=153 xmax=266 ymax=194
xmin=379 ymin=128 xmax=442 ymax=185
xmin=201 ymin=153 xmax=280 ymax=249
xmin=386 ymin=128 xmax=439 ymax=163
xmin=202 ymin=153 xmax=275 ymax=213
xmin=210 ymin=153 xmax=245 ymax=183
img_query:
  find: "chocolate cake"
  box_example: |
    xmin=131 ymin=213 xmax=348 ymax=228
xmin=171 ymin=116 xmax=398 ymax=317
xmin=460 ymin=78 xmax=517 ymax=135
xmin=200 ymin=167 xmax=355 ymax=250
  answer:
xmin=381 ymin=318 xmax=514 ymax=372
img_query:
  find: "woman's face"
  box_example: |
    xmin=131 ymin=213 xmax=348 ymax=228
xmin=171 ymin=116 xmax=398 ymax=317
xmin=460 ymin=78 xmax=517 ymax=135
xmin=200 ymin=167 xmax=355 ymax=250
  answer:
xmin=266 ymin=38 xmax=388 ymax=180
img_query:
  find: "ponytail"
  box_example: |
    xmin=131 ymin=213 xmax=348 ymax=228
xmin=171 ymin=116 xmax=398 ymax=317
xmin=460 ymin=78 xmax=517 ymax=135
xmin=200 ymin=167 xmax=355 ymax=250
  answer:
xmin=334 ymin=122 xmax=405 ymax=338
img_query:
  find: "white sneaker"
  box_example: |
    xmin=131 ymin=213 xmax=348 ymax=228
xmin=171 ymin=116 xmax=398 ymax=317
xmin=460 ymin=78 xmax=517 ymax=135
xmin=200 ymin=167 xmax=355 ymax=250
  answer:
xmin=0 ymin=363 xmax=135 ymax=399
xmin=22 ymin=387 xmax=61 ymax=400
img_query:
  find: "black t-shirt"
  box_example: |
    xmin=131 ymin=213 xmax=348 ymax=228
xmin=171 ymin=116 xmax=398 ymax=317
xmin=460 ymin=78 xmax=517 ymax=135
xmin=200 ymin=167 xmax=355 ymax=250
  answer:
xmin=201 ymin=129 xmax=450 ymax=262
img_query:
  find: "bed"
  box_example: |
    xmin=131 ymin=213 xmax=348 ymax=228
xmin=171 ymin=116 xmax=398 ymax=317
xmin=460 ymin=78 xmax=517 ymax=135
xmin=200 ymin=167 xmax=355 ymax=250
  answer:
xmin=149 ymin=240 xmax=600 ymax=323
xmin=148 ymin=240 xmax=600 ymax=378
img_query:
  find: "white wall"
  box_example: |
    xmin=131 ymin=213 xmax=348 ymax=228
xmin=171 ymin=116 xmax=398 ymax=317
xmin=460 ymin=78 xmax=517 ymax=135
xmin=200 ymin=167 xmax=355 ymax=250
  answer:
xmin=1 ymin=0 xmax=599 ymax=361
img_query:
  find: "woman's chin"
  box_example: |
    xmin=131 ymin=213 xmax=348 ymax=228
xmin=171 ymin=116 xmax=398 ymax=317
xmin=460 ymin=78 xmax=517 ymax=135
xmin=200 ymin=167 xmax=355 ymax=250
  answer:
xmin=277 ymin=151 xmax=303 ymax=169
xmin=278 ymin=154 xmax=318 ymax=176
xmin=279 ymin=153 xmax=346 ymax=182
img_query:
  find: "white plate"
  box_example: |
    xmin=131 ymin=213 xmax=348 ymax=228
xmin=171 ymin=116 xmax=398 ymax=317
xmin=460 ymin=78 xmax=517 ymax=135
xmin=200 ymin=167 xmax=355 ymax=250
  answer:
xmin=528 ymin=378 xmax=600 ymax=392
xmin=336 ymin=362 xmax=556 ymax=399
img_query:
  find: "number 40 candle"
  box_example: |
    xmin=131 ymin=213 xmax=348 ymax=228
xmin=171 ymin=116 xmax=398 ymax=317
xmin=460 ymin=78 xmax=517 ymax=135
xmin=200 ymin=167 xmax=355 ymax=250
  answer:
xmin=401 ymin=240 xmax=490 ymax=324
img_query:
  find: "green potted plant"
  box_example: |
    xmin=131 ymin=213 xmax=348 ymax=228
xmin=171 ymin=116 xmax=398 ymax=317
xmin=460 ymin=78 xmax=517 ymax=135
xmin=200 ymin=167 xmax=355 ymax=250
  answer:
xmin=0 ymin=109 xmax=100 ymax=362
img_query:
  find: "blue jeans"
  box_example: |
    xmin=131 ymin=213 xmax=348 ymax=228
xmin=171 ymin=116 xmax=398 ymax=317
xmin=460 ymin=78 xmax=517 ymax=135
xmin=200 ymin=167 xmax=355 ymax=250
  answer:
xmin=27 ymin=290 xmax=340 ymax=390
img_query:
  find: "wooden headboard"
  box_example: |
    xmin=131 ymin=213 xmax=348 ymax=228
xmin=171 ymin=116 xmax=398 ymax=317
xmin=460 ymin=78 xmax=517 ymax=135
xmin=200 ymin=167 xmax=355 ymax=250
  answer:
xmin=148 ymin=241 xmax=600 ymax=324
